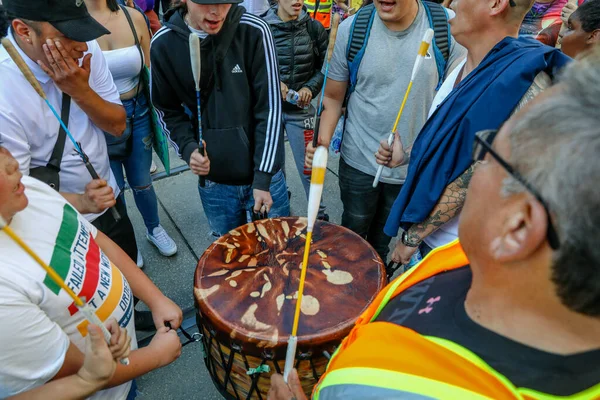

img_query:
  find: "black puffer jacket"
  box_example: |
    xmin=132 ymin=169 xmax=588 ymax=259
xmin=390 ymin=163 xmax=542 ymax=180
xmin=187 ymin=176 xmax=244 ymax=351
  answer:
xmin=263 ymin=6 xmax=328 ymax=102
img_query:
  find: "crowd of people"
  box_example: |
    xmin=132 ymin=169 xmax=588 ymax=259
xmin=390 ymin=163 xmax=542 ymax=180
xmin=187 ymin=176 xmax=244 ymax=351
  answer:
xmin=0 ymin=0 xmax=599 ymax=398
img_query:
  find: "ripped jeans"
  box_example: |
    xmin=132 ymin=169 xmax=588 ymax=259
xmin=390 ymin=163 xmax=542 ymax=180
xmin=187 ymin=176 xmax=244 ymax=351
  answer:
xmin=110 ymin=92 xmax=160 ymax=233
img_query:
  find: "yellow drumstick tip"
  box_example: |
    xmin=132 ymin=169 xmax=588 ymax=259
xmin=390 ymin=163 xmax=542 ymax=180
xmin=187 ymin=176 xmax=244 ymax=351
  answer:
xmin=310 ymin=166 xmax=327 ymax=185
xmin=418 ymin=29 xmax=434 ymax=57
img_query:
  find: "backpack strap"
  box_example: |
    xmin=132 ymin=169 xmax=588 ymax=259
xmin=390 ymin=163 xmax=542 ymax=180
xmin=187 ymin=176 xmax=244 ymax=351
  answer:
xmin=422 ymin=1 xmax=450 ymax=90
xmin=346 ymin=3 xmax=376 ymax=96
xmin=307 ymin=19 xmax=321 ymax=58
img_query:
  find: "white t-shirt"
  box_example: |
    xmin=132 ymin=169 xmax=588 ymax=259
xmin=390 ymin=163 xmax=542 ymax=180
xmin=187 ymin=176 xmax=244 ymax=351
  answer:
xmin=0 ymin=30 xmax=121 ymax=222
xmin=239 ymin=0 xmax=270 ymax=16
xmin=0 ymin=176 xmax=137 ymax=400
xmin=423 ymin=58 xmax=466 ymax=250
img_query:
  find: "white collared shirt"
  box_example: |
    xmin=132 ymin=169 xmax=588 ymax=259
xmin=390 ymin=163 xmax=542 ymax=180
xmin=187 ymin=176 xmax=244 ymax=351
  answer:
xmin=0 ymin=30 xmax=121 ymax=222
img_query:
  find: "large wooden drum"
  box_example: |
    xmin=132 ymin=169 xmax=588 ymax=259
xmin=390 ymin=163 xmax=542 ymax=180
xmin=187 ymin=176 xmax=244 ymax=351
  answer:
xmin=194 ymin=217 xmax=386 ymax=399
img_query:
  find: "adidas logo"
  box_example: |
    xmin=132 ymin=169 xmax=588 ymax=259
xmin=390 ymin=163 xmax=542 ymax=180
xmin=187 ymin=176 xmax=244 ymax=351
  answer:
xmin=231 ymin=64 xmax=243 ymax=74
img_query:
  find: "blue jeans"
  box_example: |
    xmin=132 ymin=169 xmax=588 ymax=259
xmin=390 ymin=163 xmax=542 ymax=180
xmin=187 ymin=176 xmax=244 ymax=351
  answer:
xmin=198 ymin=170 xmax=290 ymax=237
xmin=283 ymin=106 xmax=326 ymax=216
xmin=110 ymin=92 xmax=160 ymax=233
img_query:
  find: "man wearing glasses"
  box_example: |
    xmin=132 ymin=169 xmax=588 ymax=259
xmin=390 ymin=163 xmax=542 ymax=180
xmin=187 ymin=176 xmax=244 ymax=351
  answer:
xmin=267 ymin=49 xmax=600 ymax=400
xmin=378 ymin=0 xmax=570 ymax=272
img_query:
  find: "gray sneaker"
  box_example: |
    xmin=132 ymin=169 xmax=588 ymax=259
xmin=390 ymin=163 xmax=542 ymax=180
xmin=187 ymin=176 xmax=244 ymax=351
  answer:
xmin=136 ymin=250 xmax=144 ymax=268
xmin=146 ymin=225 xmax=177 ymax=256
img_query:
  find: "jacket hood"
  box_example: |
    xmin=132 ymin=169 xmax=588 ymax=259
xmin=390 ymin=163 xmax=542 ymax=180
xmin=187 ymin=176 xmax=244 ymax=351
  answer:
xmin=163 ymin=6 xmax=245 ymax=41
xmin=264 ymin=5 xmax=310 ymax=26
xmin=162 ymin=6 xmax=245 ymax=93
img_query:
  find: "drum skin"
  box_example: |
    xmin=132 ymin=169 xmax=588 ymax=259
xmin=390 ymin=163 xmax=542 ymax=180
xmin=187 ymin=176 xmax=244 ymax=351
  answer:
xmin=194 ymin=217 xmax=386 ymax=399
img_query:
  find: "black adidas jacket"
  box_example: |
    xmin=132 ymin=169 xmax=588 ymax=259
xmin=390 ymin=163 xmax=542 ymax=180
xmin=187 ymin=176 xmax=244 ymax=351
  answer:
xmin=150 ymin=6 xmax=284 ymax=190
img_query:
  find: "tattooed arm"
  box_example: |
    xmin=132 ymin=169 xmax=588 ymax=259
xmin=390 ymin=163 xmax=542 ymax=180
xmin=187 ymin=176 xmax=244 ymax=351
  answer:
xmin=391 ymin=163 xmax=476 ymax=264
xmin=407 ymin=163 xmax=476 ymax=244
xmin=404 ymin=71 xmax=548 ymax=242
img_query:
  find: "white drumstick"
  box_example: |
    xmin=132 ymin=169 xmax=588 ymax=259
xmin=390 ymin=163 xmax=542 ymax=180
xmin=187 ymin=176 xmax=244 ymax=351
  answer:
xmin=373 ymin=29 xmax=434 ymax=188
xmin=283 ymin=146 xmax=328 ymax=383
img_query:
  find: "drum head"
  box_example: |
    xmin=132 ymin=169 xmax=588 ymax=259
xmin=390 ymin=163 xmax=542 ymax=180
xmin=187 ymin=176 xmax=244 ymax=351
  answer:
xmin=194 ymin=217 xmax=386 ymax=357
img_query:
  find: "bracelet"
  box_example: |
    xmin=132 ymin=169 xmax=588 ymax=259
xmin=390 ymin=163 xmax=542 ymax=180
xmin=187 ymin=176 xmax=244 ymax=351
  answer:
xmin=401 ymin=231 xmax=421 ymax=247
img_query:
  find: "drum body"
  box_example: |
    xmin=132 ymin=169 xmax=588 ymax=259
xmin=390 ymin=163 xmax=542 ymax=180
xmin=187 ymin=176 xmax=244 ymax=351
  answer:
xmin=194 ymin=217 xmax=386 ymax=399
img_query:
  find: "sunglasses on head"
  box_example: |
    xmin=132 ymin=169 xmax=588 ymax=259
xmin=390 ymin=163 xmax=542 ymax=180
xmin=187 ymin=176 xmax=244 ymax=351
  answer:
xmin=473 ymin=129 xmax=560 ymax=250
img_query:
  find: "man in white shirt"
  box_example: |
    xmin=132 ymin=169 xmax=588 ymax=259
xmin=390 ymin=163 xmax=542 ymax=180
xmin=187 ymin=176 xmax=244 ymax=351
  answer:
xmin=0 ymin=0 xmax=139 ymax=262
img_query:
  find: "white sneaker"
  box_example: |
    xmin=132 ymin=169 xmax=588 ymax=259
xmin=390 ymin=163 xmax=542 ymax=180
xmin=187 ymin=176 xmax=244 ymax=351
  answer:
xmin=146 ymin=225 xmax=178 ymax=256
xmin=136 ymin=250 xmax=144 ymax=268
xmin=150 ymin=160 xmax=158 ymax=174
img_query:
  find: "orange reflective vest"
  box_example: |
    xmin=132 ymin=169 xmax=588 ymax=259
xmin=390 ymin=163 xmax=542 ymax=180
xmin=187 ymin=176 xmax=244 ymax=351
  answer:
xmin=313 ymin=240 xmax=600 ymax=400
xmin=305 ymin=0 xmax=332 ymax=29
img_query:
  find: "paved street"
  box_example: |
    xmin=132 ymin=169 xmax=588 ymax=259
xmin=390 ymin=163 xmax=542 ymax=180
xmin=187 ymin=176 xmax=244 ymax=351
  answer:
xmin=129 ymin=140 xmax=345 ymax=399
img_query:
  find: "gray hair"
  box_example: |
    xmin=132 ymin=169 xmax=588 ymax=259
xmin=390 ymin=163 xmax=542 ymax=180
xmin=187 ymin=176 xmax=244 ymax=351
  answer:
xmin=502 ymin=48 xmax=600 ymax=316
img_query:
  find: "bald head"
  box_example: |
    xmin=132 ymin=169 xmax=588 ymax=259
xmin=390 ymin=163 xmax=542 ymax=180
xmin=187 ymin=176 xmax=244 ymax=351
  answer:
xmin=450 ymin=0 xmax=534 ymax=46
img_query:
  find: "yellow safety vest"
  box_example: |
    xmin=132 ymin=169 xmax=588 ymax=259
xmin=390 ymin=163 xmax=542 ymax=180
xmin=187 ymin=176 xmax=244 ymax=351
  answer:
xmin=313 ymin=240 xmax=600 ymax=400
xmin=305 ymin=0 xmax=333 ymax=29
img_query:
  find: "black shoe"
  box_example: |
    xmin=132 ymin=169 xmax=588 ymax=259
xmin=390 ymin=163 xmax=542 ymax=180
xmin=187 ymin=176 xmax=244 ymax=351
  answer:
xmin=317 ymin=213 xmax=330 ymax=222
xmin=134 ymin=310 xmax=156 ymax=331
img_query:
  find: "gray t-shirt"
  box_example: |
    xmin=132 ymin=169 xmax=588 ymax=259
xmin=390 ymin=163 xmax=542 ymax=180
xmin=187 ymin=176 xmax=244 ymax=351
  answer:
xmin=326 ymin=3 xmax=466 ymax=184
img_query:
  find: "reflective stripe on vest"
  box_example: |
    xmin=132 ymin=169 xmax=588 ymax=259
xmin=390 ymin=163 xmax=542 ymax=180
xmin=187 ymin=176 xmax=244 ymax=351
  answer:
xmin=315 ymin=367 xmax=495 ymax=400
xmin=313 ymin=240 xmax=600 ymax=400
xmin=305 ymin=0 xmax=332 ymax=28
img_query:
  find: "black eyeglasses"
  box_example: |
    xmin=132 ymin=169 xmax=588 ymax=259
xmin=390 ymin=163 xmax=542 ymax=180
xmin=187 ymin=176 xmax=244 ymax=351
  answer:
xmin=473 ymin=129 xmax=560 ymax=250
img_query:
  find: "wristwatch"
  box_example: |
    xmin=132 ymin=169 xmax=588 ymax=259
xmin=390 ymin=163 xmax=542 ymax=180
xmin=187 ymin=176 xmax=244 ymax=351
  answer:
xmin=401 ymin=231 xmax=421 ymax=247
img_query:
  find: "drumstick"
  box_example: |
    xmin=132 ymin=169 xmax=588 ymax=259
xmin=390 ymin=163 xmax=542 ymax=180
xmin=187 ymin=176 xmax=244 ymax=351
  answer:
xmin=0 ymin=215 xmax=130 ymax=365
xmin=556 ymin=0 xmax=578 ymax=49
xmin=283 ymin=146 xmax=328 ymax=383
xmin=189 ymin=34 xmax=206 ymax=188
xmin=372 ymin=29 xmax=434 ymax=188
xmin=312 ymin=14 xmax=341 ymax=149
xmin=1 ymin=38 xmax=121 ymax=222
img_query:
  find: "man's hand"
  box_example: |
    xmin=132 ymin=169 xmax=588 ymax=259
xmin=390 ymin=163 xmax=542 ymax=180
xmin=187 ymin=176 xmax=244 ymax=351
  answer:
xmin=79 ymin=179 xmax=116 ymax=214
xmin=297 ymin=87 xmax=313 ymax=109
xmin=280 ymin=82 xmax=289 ymax=101
xmin=77 ymin=320 xmax=131 ymax=388
xmin=305 ymin=142 xmax=317 ymax=169
xmin=105 ymin=318 xmax=131 ymax=362
xmin=149 ymin=295 xmax=183 ymax=330
xmin=267 ymin=369 xmax=308 ymax=400
xmin=375 ymin=132 xmax=410 ymax=168
xmin=561 ymin=1 xmax=577 ymax=24
xmin=38 ymin=39 xmax=92 ymax=98
xmin=391 ymin=240 xmax=419 ymax=265
xmin=253 ymin=189 xmax=274 ymax=214
xmin=147 ymin=326 xmax=182 ymax=368
xmin=190 ymin=142 xmax=210 ymax=176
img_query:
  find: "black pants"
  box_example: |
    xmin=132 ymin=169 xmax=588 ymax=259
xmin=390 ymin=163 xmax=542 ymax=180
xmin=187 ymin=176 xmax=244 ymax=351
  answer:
xmin=92 ymin=194 xmax=138 ymax=262
xmin=338 ymin=157 xmax=402 ymax=262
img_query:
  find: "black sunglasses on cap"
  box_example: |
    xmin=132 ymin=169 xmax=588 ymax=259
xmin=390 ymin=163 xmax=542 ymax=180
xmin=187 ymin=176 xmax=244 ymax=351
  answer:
xmin=473 ymin=129 xmax=560 ymax=250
